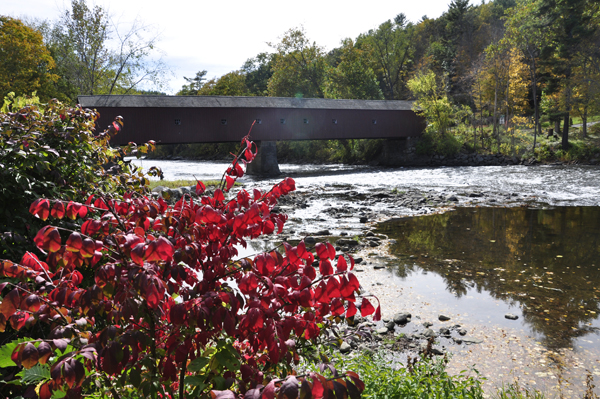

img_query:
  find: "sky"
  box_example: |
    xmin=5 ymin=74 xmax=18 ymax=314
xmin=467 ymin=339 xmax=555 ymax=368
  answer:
xmin=3 ymin=0 xmax=455 ymax=94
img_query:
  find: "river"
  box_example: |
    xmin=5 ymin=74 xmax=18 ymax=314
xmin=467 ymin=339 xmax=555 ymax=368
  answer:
xmin=130 ymin=158 xmax=600 ymax=397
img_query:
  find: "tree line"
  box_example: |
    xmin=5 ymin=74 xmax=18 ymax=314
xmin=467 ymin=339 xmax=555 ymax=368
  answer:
xmin=2 ymin=0 xmax=599 ymax=153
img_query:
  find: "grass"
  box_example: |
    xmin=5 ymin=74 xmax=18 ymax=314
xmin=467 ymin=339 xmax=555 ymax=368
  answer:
xmin=147 ymin=179 xmax=236 ymax=191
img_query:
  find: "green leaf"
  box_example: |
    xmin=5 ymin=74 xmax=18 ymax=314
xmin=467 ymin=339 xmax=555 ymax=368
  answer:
xmin=184 ymin=375 xmax=207 ymax=390
xmin=187 ymin=357 xmax=210 ymax=372
xmin=15 ymin=363 xmax=50 ymax=385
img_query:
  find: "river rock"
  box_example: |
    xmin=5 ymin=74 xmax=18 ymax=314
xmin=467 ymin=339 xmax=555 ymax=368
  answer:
xmin=462 ymin=337 xmax=483 ymax=345
xmin=505 ymin=313 xmax=519 ymax=320
xmin=376 ymin=327 xmax=389 ymax=335
xmin=438 ymin=314 xmax=451 ymax=321
xmin=353 ymin=257 xmax=363 ymax=264
xmin=385 ymin=321 xmax=396 ymax=331
xmin=393 ymin=312 xmax=411 ymax=325
xmin=422 ymin=328 xmax=436 ymax=338
xmin=431 ymin=348 xmax=445 ymax=356
xmin=457 ymin=328 xmax=467 ymax=336
xmin=446 ymin=195 xmax=459 ymax=202
xmin=304 ymin=236 xmax=316 ymax=245
xmin=339 ymin=341 xmax=352 ymax=354
xmin=336 ymin=239 xmax=359 ymax=246
xmin=359 ymin=216 xmax=368 ymax=223
xmin=439 ymin=327 xmax=451 ymax=336
xmin=151 ymin=185 xmax=166 ymax=193
xmin=315 ymin=229 xmax=331 ymax=236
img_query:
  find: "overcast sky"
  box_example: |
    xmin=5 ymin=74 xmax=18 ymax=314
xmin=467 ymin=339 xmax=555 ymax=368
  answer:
xmin=3 ymin=0 xmax=455 ymax=94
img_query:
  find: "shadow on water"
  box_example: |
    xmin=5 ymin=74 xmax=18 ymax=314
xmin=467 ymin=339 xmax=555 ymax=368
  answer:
xmin=376 ymin=206 xmax=600 ymax=351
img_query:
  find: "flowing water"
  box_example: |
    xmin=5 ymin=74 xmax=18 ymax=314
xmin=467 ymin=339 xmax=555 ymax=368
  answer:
xmin=131 ymin=158 xmax=600 ymax=396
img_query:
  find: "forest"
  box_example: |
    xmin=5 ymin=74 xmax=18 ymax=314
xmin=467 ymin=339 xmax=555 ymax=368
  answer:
xmin=2 ymin=0 xmax=600 ymax=160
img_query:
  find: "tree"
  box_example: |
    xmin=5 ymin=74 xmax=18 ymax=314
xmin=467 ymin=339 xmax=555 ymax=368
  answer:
xmin=324 ymin=39 xmax=383 ymax=100
xmin=358 ymin=14 xmax=414 ymax=100
xmin=177 ymin=70 xmax=208 ymax=95
xmin=408 ymin=71 xmax=454 ymax=136
xmin=197 ymin=71 xmax=250 ymax=96
xmin=242 ymin=53 xmax=275 ymax=96
xmin=267 ymin=28 xmax=327 ymax=98
xmin=503 ymin=0 xmax=549 ymax=149
xmin=537 ymin=0 xmax=597 ymax=149
xmin=0 ymin=16 xmax=59 ymax=101
xmin=52 ymin=0 xmax=168 ymax=96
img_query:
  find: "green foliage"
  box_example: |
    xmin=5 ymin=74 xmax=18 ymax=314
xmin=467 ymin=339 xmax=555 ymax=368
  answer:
xmin=178 ymin=70 xmax=208 ymax=95
xmin=324 ymin=39 xmax=384 ymax=100
xmin=315 ymin=351 xmax=484 ymax=399
xmin=416 ymin=131 xmax=463 ymax=156
xmin=268 ymin=28 xmax=327 ymax=98
xmin=408 ymin=71 xmax=455 ymax=136
xmin=0 ymin=16 xmax=59 ymax=102
xmin=0 ymin=96 xmax=156 ymax=259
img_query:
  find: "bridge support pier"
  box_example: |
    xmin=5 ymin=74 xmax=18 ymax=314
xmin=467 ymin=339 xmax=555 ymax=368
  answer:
xmin=246 ymin=141 xmax=281 ymax=176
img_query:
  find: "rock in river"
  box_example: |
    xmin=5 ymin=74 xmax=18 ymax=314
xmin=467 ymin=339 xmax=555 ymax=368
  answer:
xmin=505 ymin=313 xmax=519 ymax=320
xmin=438 ymin=314 xmax=451 ymax=321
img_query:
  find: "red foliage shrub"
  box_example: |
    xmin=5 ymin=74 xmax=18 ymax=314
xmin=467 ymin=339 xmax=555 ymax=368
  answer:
xmin=0 ymin=134 xmax=379 ymax=398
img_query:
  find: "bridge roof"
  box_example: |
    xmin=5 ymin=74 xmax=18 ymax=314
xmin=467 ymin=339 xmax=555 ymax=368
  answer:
xmin=78 ymin=95 xmax=414 ymax=111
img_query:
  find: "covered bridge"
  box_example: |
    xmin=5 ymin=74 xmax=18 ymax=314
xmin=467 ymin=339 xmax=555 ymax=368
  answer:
xmin=78 ymin=95 xmax=425 ymax=175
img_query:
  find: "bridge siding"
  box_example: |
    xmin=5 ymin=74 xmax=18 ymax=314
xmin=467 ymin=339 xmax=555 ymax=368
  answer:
xmin=94 ymin=107 xmax=424 ymax=146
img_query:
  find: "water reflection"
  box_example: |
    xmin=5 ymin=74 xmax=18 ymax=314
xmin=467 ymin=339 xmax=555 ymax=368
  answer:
xmin=376 ymin=206 xmax=600 ymax=351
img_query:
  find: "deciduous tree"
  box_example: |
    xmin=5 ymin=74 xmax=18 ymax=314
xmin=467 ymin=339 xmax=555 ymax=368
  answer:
xmin=267 ymin=28 xmax=327 ymax=98
xmin=0 ymin=16 xmax=59 ymax=101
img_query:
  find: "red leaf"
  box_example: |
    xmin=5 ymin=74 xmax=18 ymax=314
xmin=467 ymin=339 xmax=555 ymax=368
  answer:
xmin=214 ymin=189 xmax=225 ymax=202
xmin=346 ymin=302 xmax=357 ymax=318
xmin=131 ymin=243 xmax=144 ymax=265
xmin=66 ymin=201 xmax=81 ymax=219
xmin=300 ymin=380 xmax=312 ymax=399
xmin=279 ymin=376 xmax=299 ymax=399
xmin=319 ymin=260 xmax=333 ymax=276
xmin=81 ymin=238 xmax=95 ymax=258
xmin=303 ymin=264 xmax=316 ymax=280
xmin=51 ymin=202 xmax=66 ymax=219
xmin=66 ymin=232 xmax=83 ymax=252
xmin=39 ymin=382 xmax=52 ymax=399
xmin=373 ymin=305 xmax=381 ymax=321
xmin=196 ymin=181 xmax=206 ymax=195
xmin=33 ymin=225 xmax=61 ymax=253
xmin=0 ymin=289 xmax=20 ymax=318
xmin=155 ymin=236 xmax=174 ymax=261
xmin=311 ymin=376 xmax=324 ymax=399
xmin=360 ymin=298 xmax=375 ymax=317
xmin=29 ymin=198 xmax=50 ymax=220
xmin=145 ymin=281 xmax=160 ymax=309
xmin=10 ymin=311 xmax=28 ymax=330
xmin=38 ymin=342 xmax=52 ymax=364
xmin=225 ymin=176 xmax=235 ymax=191
xmin=211 ymin=390 xmax=236 ymax=399
xmin=262 ymin=380 xmax=276 ymax=399
xmin=24 ymin=295 xmax=41 ymax=313
xmin=21 ymin=342 xmax=38 ymax=369
xmin=326 ymin=243 xmax=335 ymax=260
xmin=347 ymin=273 xmax=360 ymax=292
xmin=336 ymin=256 xmax=347 ymax=272
xmin=315 ymin=243 xmax=328 ymax=259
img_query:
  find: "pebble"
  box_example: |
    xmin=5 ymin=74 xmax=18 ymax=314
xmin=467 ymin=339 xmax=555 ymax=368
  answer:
xmin=438 ymin=314 xmax=451 ymax=321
